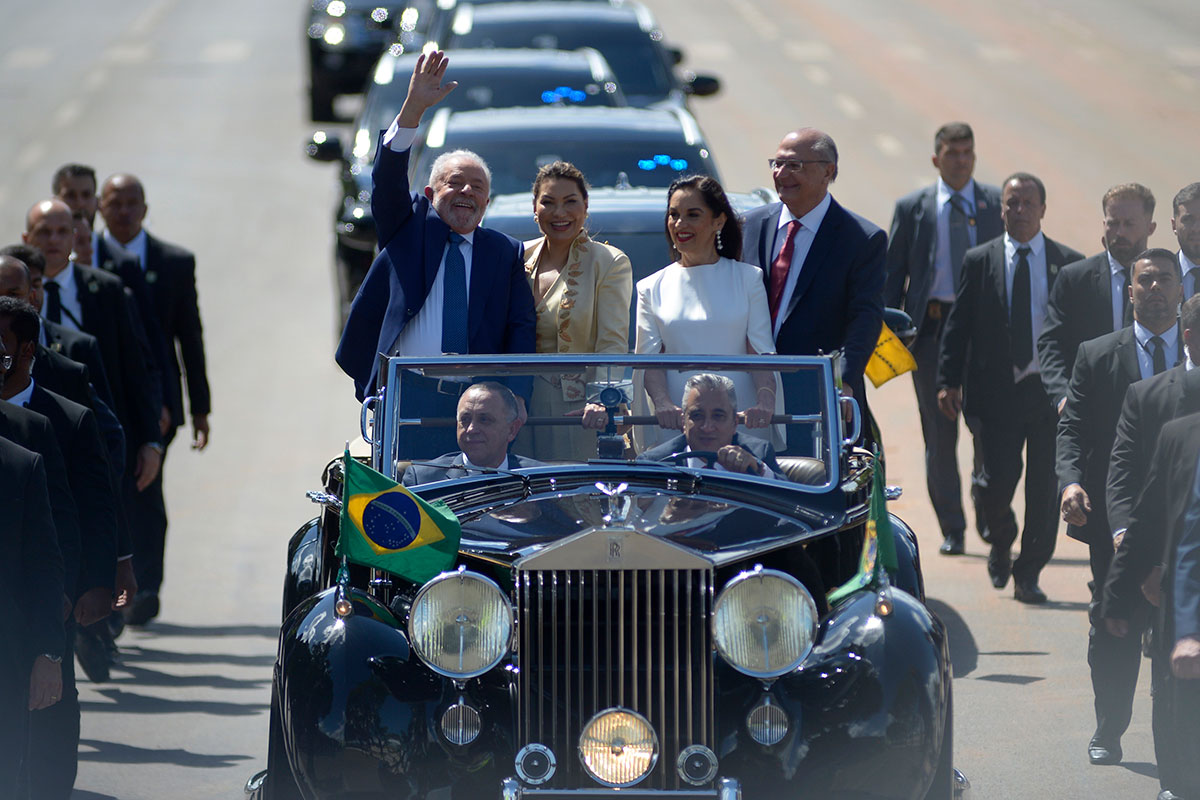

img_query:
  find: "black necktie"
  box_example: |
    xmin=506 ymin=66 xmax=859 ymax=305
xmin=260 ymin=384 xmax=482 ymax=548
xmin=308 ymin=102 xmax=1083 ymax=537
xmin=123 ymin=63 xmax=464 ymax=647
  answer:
xmin=948 ymin=194 xmax=969 ymax=277
xmin=1010 ymin=246 xmax=1033 ymax=370
xmin=1151 ymin=335 xmax=1167 ymax=375
xmin=1121 ymin=268 xmax=1133 ymax=327
xmin=441 ymin=232 xmax=468 ymax=355
xmin=44 ymin=281 xmax=62 ymax=324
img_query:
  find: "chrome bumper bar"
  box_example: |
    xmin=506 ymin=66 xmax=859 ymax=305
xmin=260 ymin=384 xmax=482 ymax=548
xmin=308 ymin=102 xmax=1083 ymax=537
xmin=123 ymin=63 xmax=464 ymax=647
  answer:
xmin=501 ymin=777 xmax=741 ymax=800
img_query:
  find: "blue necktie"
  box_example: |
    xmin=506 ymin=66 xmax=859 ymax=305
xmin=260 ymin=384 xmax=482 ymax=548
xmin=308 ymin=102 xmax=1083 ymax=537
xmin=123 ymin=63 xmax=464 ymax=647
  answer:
xmin=441 ymin=232 xmax=468 ymax=354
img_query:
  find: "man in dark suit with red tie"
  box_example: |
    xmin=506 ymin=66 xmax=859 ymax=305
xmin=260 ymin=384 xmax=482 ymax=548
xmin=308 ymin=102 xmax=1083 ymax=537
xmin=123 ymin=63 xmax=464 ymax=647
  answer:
xmin=741 ymin=127 xmax=885 ymax=452
xmin=937 ymin=173 xmax=1083 ymax=603
xmin=335 ymin=51 xmax=535 ymax=458
xmin=1057 ymin=249 xmax=1184 ymax=767
xmin=1173 ymin=183 xmax=1200 ymax=300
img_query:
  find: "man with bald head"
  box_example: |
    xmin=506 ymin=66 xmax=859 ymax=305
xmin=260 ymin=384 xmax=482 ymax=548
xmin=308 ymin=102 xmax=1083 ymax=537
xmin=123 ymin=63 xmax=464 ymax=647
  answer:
xmin=741 ymin=127 xmax=886 ymax=452
xmin=336 ymin=50 xmax=535 ymax=457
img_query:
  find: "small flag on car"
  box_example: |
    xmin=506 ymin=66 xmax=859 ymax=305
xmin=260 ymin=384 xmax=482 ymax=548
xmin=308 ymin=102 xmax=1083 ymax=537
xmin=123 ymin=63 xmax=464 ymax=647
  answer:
xmin=336 ymin=451 xmax=461 ymax=583
xmin=864 ymin=323 xmax=917 ymax=388
xmin=827 ymin=449 xmax=898 ymax=603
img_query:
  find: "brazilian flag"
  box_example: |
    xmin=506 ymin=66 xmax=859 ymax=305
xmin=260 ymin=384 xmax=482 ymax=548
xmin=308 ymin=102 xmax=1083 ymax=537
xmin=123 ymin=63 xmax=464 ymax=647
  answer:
xmin=336 ymin=451 xmax=461 ymax=583
xmin=828 ymin=451 xmax=898 ymax=604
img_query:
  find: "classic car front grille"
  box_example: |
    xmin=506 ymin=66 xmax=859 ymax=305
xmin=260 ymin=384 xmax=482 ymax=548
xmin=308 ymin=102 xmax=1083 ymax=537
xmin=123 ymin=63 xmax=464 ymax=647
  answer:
xmin=515 ymin=568 xmax=715 ymax=790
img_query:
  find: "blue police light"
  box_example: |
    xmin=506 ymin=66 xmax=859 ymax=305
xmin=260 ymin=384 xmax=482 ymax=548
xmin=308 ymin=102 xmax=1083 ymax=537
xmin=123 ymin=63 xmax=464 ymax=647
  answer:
xmin=637 ymin=160 xmax=656 ymax=171
xmin=670 ymin=159 xmax=688 ymax=170
xmin=569 ymin=90 xmax=586 ymax=103
xmin=541 ymin=91 xmax=559 ymax=104
xmin=542 ymin=86 xmax=588 ymax=104
xmin=653 ymin=154 xmax=671 ymax=165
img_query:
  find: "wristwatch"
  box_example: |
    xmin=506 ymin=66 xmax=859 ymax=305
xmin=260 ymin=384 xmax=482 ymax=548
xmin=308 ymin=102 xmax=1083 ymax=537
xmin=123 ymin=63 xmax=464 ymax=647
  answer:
xmin=39 ymin=653 xmax=63 ymax=663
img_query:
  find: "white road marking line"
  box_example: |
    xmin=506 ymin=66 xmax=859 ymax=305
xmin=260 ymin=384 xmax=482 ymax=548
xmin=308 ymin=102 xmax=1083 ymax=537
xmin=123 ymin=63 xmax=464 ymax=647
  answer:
xmin=129 ymin=0 xmax=175 ymax=38
xmin=784 ymin=41 xmax=833 ymax=62
xmin=15 ymin=142 xmax=47 ymax=173
xmin=105 ymin=45 xmax=152 ymax=64
xmin=84 ymin=68 xmax=109 ymax=91
xmin=889 ymin=43 xmax=927 ymax=62
xmin=53 ymin=100 xmax=84 ymax=129
xmin=802 ymin=64 xmax=830 ymax=85
xmin=875 ymin=134 xmax=904 ymax=157
xmin=1167 ymin=46 xmax=1200 ymax=67
xmin=977 ymin=44 xmax=1020 ymax=63
xmin=834 ymin=93 xmax=864 ymax=120
xmin=201 ymin=40 xmax=252 ymax=64
xmin=729 ymin=0 xmax=778 ymax=42
xmin=685 ymin=41 xmax=736 ymax=62
xmin=3 ymin=47 xmax=52 ymax=69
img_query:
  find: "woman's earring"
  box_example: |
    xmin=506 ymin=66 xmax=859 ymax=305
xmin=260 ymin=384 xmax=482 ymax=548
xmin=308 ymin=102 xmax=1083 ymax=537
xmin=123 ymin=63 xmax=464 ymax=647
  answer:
xmin=716 ymin=229 xmax=724 ymax=251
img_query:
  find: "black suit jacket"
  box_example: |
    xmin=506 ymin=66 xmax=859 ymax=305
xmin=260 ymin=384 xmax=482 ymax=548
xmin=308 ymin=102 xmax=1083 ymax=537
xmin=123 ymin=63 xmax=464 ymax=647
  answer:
xmin=0 ymin=438 xmax=65 ymax=667
xmin=401 ymin=452 xmax=543 ymax=486
xmin=42 ymin=319 xmax=113 ymax=409
xmin=937 ymin=235 xmax=1084 ymax=418
xmin=26 ymin=385 xmax=118 ymax=597
xmin=1102 ymin=412 xmax=1200 ymax=654
xmin=70 ymin=263 xmax=161 ymax=453
xmin=1055 ymin=326 xmax=1142 ymax=546
xmin=33 ymin=344 xmax=127 ymax=484
xmin=638 ymin=432 xmax=784 ymax=479
xmin=0 ymin=404 xmax=80 ymax=597
xmin=884 ymin=182 xmax=1003 ymax=320
xmin=1038 ymin=252 xmax=1123 ymax=408
xmin=741 ymin=197 xmax=886 ymax=399
xmin=1106 ymin=364 xmax=1200 ymax=535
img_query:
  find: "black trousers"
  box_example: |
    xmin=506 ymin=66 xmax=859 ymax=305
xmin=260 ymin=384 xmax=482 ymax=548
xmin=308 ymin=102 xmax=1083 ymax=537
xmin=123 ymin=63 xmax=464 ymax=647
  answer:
xmin=1153 ymin=652 xmax=1183 ymax=794
xmin=1086 ymin=541 xmax=1144 ymax=744
xmin=20 ymin=620 xmax=79 ymax=799
xmin=0 ymin=655 xmax=29 ymax=785
xmin=127 ymin=463 xmax=168 ymax=595
xmin=974 ymin=376 xmax=1059 ymax=583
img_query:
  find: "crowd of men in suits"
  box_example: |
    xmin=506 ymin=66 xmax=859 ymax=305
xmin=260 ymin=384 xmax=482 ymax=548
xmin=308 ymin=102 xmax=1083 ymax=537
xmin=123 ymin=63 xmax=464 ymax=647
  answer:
xmin=886 ymin=122 xmax=1200 ymax=800
xmin=0 ymin=164 xmax=210 ymax=798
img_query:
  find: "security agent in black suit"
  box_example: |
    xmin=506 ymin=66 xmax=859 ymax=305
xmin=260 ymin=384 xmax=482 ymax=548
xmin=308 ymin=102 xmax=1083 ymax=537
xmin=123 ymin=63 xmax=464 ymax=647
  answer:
xmin=937 ymin=173 xmax=1084 ymax=603
xmin=637 ymin=373 xmax=785 ymax=479
xmin=1103 ymin=411 xmax=1200 ymax=798
xmin=1039 ymin=183 xmax=1157 ymax=414
xmin=1056 ymin=249 xmax=1184 ymax=766
xmin=884 ymin=122 xmax=1003 ymax=555
xmin=0 ymin=437 xmax=65 ymax=786
xmin=0 ymin=298 xmax=118 ymax=799
xmin=402 ymin=382 xmax=543 ymax=486
xmin=1172 ymin=183 xmax=1200 ymax=301
xmin=1169 ymin=447 xmax=1200 ymax=799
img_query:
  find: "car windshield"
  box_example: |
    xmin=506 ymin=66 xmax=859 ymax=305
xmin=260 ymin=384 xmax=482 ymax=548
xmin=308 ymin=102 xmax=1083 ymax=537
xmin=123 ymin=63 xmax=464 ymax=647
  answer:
xmin=374 ymin=355 xmax=848 ymax=491
xmin=447 ymin=23 xmax=674 ymax=101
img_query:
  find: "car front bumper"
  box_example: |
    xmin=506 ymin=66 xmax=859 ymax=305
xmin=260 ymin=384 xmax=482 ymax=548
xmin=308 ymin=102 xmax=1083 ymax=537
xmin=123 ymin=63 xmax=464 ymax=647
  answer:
xmin=500 ymin=777 xmax=742 ymax=800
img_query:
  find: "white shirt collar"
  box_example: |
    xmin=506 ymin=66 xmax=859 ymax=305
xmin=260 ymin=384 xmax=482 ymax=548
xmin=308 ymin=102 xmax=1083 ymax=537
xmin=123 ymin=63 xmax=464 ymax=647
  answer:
xmin=1107 ymin=249 xmax=1129 ymax=278
xmin=1181 ymin=249 xmax=1200 ymax=276
xmin=1004 ymin=230 xmax=1045 ymax=258
xmin=936 ymin=177 xmax=977 ymax=210
xmin=2 ymin=378 xmax=35 ymax=409
xmin=779 ymin=192 xmax=832 ymax=233
xmin=105 ymin=229 xmax=147 ymax=266
xmin=462 ymin=453 xmax=508 ymax=472
xmin=1134 ymin=319 xmax=1178 ymax=349
xmin=46 ymin=262 xmax=77 ymax=292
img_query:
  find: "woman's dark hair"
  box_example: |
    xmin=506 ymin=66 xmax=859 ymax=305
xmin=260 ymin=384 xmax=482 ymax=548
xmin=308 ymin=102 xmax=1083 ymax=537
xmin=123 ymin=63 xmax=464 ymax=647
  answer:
xmin=664 ymin=175 xmax=742 ymax=261
xmin=531 ymin=161 xmax=589 ymax=204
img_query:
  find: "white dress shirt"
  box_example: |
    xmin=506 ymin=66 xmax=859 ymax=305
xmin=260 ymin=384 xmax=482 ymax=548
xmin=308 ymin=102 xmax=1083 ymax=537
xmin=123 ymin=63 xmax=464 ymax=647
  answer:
xmin=770 ymin=192 xmax=832 ymax=338
xmin=462 ymin=454 xmax=509 ymax=472
xmin=1182 ymin=250 xmax=1200 ymax=301
xmin=44 ymin=266 xmax=84 ymax=332
xmin=1133 ymin=320 xmax=1180 ymax=380
xmin=2 ymin=378 xmax=35 ymax=409
xmin=1004 ymin=231 xmax=1050 ymax=383
xmin=1107 ymin=251 xmax=1130 ymax=332
xmin=382 ymin=121 xmax=476 ymax=357
xmin=932 ymin=178 xmax=978 ymax=303
xmin=103 ymin=229 xmax=147 ymax=268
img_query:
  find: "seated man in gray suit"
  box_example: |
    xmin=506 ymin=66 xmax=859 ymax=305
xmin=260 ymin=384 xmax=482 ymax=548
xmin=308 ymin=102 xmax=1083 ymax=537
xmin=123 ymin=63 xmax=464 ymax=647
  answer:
xmin=402 ymin=381 xmax=542 ymax=485
xmin=639 ymin=373 xmax=784 ymax=479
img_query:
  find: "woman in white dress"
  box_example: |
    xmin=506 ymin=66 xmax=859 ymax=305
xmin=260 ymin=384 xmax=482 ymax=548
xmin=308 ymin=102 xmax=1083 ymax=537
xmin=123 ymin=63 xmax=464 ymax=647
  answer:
xmin=635 ymin=175 xmax=778 ymax=443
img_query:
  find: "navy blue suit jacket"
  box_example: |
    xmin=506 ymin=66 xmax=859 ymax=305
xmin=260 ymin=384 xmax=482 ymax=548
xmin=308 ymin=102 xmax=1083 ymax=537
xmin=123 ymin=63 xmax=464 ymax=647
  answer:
xmin=742 ymin=197 xmax=886 ymax=400
xmin=638 ymin=432 xmax=785 ymax=479
xmin=1174 ymin=451 xmax=1200 ymax=643
xmin=336 ymin=135 xmax=536 ymax=400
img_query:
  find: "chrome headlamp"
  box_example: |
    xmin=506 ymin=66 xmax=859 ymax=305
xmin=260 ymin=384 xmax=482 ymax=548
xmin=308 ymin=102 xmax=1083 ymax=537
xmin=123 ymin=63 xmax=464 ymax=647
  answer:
xmin=713 ymin=566 xmax=819 ymax=679
xmin=408 ymin=568 xmax=513 ymax=678
xmin=578 ymin=708 xmax=658 ymax=787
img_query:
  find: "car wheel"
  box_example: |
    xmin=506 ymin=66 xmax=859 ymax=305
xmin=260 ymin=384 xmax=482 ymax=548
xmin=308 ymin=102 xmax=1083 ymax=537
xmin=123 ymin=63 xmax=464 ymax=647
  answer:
xmin=259 ymin=682 xmax=304 ymax=800
xmin=922 ymin=690 xmax=954 ymax=800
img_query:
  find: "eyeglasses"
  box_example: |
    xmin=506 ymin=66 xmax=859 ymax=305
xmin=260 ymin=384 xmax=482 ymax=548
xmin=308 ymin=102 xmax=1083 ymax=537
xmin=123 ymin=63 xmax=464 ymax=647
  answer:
xmin=0 ymin=354 xmax=11 ymax=370
xmin=767 ymin=158 xmax=832 ymax=172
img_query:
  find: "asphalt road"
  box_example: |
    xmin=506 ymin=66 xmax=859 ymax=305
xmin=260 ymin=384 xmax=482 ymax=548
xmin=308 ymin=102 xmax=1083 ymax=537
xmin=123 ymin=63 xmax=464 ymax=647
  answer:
xmin=0 ymin=0 xmax=1197 ymax=797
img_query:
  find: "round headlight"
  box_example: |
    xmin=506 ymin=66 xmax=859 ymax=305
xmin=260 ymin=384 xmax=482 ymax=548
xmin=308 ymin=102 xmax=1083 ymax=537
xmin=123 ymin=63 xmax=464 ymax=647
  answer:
xmin=408 ymin=569 xmax=512 ymax=678
xmin=578 ymin=708 xmax=658 ymax=787
xmin=713 ymin=566 xmax=818 ymax=679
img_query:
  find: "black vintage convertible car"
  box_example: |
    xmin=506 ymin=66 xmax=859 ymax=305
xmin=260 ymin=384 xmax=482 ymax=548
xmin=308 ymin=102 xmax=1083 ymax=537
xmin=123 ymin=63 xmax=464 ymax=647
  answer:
xmin=248 ymin=354 xmax=969 ymax=799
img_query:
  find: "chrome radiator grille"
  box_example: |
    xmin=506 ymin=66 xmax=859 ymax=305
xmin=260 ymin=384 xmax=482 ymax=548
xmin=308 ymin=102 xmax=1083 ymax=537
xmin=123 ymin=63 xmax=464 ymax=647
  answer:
xmin=515 ymin=567 xmax=715 ymax=790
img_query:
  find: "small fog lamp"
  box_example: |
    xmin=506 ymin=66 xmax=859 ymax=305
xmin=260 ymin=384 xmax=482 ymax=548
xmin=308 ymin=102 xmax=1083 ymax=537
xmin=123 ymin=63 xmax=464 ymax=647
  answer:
xmin=440 ymin=699 xmax=481 ymax=745
xmin=746 ymin=696 xmax=789 ymax=746
xmin=578 ymin=708 xmax=657 ymax=787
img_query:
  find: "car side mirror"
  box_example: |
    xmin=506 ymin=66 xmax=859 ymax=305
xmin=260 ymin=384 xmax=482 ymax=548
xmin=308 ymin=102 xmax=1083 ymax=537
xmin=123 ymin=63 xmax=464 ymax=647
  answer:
xmin=883 ymin=307 xmax=918 ymax=348
xmin=306 ymin=132 xmax=343 ymax=163
xmin=666 ymin=46 xmax=684 ymax=65
xmin=683 ymin=73 xmax=721 ymax=97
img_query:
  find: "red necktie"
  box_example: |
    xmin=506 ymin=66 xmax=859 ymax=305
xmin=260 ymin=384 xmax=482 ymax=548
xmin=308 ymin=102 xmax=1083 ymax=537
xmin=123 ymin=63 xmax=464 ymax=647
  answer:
xmin=769 ymin=220 xmax=800 ymax=325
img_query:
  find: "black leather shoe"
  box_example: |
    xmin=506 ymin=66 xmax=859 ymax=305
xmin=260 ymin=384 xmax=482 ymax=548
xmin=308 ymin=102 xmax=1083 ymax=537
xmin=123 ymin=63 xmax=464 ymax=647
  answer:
xmin=1014 ymin=580 xmax=1048 ymax=604
xmin=75 ymin=625 xmax=112 ymax=683
xmin=939 ymin=533 xmax=965 ymax=555
xmin=124 ymin=591 xmax=160 ymax=626
xmin=987 ymin=546 xmax=1011 ymax=589
xmin=1087 ymin=738 xmax=1121 ymax=765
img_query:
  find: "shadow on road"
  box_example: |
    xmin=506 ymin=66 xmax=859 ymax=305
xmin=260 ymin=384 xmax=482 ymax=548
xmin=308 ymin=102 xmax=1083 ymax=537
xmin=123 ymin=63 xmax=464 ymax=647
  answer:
xmin=121 ymin=645 xmax=274 ymax=668
xmin=1120 ymin=761 xmax=1159 ymax=780
xmin=81 ymin=688 xmax=268 ymax=716
xmin=108 ymin=664 xmax=270 ymax=691
xmin=135 ymin=622 xmax=279 ymax=638
xmin=78 ymin=739 xmax=255 ymax=768
xmin=927 ymin=598 xmax=978 ymax=677
xmin=70 ymin=790 xmax=118 ymax=799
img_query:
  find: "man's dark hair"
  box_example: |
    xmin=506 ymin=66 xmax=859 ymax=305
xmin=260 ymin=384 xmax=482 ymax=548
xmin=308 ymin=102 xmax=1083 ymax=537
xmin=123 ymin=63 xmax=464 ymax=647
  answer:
xmin=1183 ymin=295 xmax=1200 ymax=336
xmin=51 ymin=163 xmax=97 ymax=195
xmin=0 ymin=244 xmax=45 ymax=276
xmin=1132 ymin=248 xmax=1182 ymax=280
xmin=934 ymin=122 xmax=974 ymax=152
xmin=1103 ymin=183 xmax=1155 ymax=216
xmin=0 ymin=297 xmax=41 ymax=346
xmin=1003 ymin=172 xmax=1047 ymax=204
xmin=1174 ymin=182 xmax=1200 ymax=213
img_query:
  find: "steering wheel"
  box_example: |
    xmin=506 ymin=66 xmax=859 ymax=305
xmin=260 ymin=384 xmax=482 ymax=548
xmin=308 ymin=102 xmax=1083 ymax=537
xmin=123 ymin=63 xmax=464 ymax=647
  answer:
xmin=661 ymin=450 xmax=721 ymax=468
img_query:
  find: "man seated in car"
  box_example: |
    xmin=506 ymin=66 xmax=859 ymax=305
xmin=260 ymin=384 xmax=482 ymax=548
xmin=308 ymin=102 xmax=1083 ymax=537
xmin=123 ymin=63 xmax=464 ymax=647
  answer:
xmin=402 ymin=381 xmax=543 ymax=485
xmin=639 ymin=373 xmax=785 ymax=479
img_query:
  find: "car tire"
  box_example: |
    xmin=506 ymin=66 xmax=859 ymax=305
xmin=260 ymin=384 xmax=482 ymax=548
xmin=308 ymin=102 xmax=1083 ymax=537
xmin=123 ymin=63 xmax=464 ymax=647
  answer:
xmin=922 ymin=690 xmax=954 ymax=800
xmin=260 ymin=682 xmax=304 ymax=800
